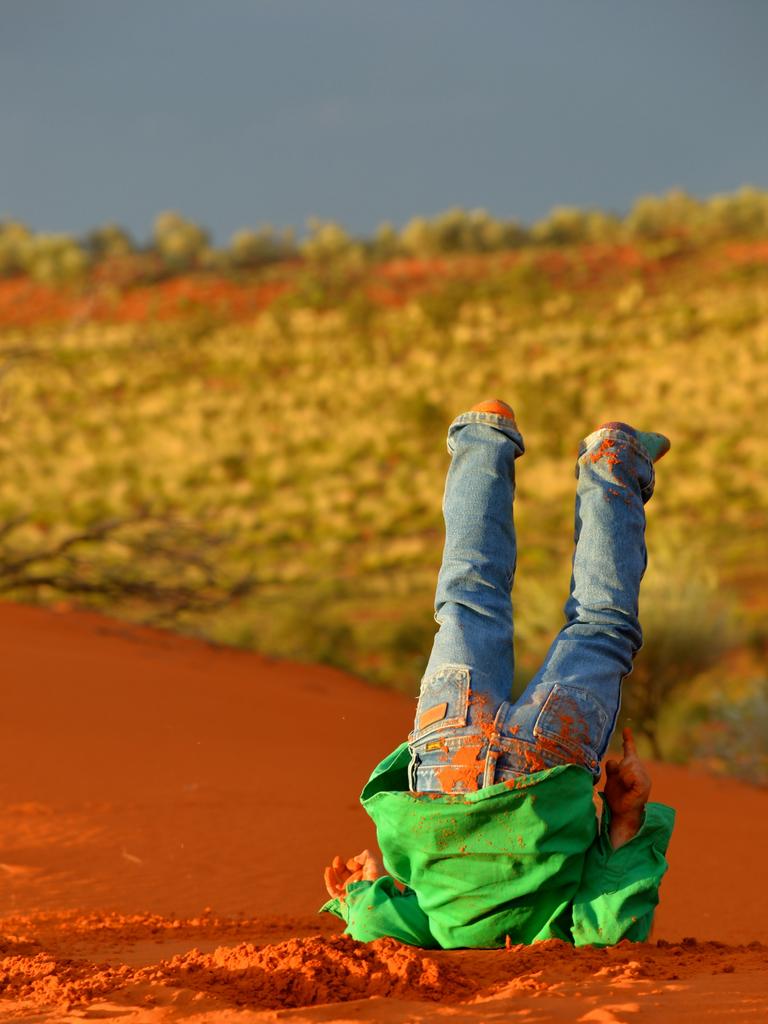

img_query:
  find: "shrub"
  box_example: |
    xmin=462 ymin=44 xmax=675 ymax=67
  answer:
xmin=300 ymin=218 xmax=365 ymax=269
xmin=152 ymin=211 xmax=211 ymax=271
xmin=228 ymin=226 xmax=296 ymax=268
xmin=531 ymin=206 xmax=621 ymax=246
xmin=686 ymin=677 xmax=768 ymax=785
xmin=22 ymin=233 xmax=91 ymax=284
xmin=621 ymin=571 xmax=734 ymax=758
xmin=85 ymin=223 xmax=135 ymax=259
xmin=0 ymin=220 xmax=32 ymax=276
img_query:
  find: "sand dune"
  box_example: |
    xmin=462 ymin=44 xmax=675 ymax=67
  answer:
xmin=1 ymin=601 xmax=766 ymax=1022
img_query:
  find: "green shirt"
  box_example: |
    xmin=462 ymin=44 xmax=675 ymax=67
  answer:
xmin=320 ymin=742 xmax=675 ymax=949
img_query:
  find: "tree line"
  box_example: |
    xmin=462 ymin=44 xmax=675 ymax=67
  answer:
xmin=2 ymin=186 xmax=768 ymax=286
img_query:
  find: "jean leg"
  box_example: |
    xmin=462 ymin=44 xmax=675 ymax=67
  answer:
xmin=409 ymin=410 xmax=525 ymax=791
xmin=496 ymin=426 xmax=655 ymax=779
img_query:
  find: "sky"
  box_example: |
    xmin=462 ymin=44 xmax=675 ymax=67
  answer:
xmin=1 ymin=0 xmax=767 ymax=244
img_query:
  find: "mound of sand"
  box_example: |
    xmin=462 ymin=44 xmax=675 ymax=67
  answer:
xmin=0 ymin=601 xmax=766 ymax=1022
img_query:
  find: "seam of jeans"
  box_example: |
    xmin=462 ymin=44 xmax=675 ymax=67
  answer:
xmin=409 ymin=732 xmax=487 ymax=750
xmin=496 ymin=737 xmax=601 ymax=778
xmin=453 ymin=410 xmax=517 ymax=425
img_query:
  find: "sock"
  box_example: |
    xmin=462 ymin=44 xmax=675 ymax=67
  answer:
xmin=470 ymin=399 xmax=517 ymax=423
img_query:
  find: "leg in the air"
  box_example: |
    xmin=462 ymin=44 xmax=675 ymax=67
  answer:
xmin=494 ymin=422 xmax=669 ymax=782
xmin=408 ymin=400 xmax=525 ymax=793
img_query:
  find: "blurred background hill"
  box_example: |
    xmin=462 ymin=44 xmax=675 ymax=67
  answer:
xmin=2 ymin=191 xmax=767 ymax=780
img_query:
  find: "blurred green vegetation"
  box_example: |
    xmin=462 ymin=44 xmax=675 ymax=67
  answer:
xmin=3 ymin=185 xmax=768 ymax=284
xmin=0 ymin=191 xmax=767 ymax=781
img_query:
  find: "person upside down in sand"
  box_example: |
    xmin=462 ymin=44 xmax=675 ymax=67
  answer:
xmin=321 ymin=401 xmax=675 ymax=949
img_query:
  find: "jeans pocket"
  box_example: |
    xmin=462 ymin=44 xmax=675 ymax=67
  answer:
xmin=533 ymin=683 xmax=608 ymax=767
xmin=409 ymin=664 xmax=471 ymax=743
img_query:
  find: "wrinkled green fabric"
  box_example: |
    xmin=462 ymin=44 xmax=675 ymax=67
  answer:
xmin=320 ymin=742 xmax=674 ymax=949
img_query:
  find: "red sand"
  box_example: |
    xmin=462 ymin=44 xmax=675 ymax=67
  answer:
xmin=0 ymin=601 xmax=766 ymax=1022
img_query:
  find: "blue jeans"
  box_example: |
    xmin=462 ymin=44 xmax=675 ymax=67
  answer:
xmin=408 ymin=411 xmax=655 ymax=793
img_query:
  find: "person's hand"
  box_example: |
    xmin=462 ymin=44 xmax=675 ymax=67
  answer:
xmin=603 ymin=727 xmax=651 ymax=849
xmin=323 ymin=849 xmax=385 ymax=899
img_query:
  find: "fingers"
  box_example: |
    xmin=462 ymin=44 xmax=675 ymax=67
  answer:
xmin=330 ymin=856 xmax=343 ymax=882
xmin=328 ymin=850 xmax=384 ymax=896
xmin=326 ymin=853 xmax=374 ymax=897
xmin=362 ymin=854 xmax=384 ymax=881
xmin=618 ymin=755 xmax=649 ymax=787
xmin=324 ymin=865 xmax=343 ymax=897
xmin=356 ymin=849 xmax=385 ymax=877
xmin=616 ymin=760 xmax=652 ymax=803
xmin=605 ymin=759 xmax=619 ymax=776
xmin=348 ymin=849 xmax=372 ymax=869
xmin=325 ymin=855 xmax=351 ymax=897
xmin=622 ymin=727 xmax=638 ymax=759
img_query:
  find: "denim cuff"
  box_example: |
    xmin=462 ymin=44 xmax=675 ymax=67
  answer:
xmin=447 ymin=410 xmax=526 ymax=456
xmin=577 ymin=426 xmax=655 ymax=502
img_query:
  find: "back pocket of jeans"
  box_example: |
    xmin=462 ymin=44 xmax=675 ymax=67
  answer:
xmin=533 ymin=684 xmax=608 ymax=763
xmin=409 ymin=664 xmax=471 ymax=743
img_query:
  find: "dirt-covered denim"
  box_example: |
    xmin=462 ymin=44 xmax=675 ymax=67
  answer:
xmin=408 ymin=412 xmax=655 ymax=793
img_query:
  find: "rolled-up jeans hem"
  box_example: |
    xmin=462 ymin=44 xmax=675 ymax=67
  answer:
xmin=447 ymin=411 xmax=525 ymax=455
xmin=577 ymin=426 xmax=655 ymax=502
